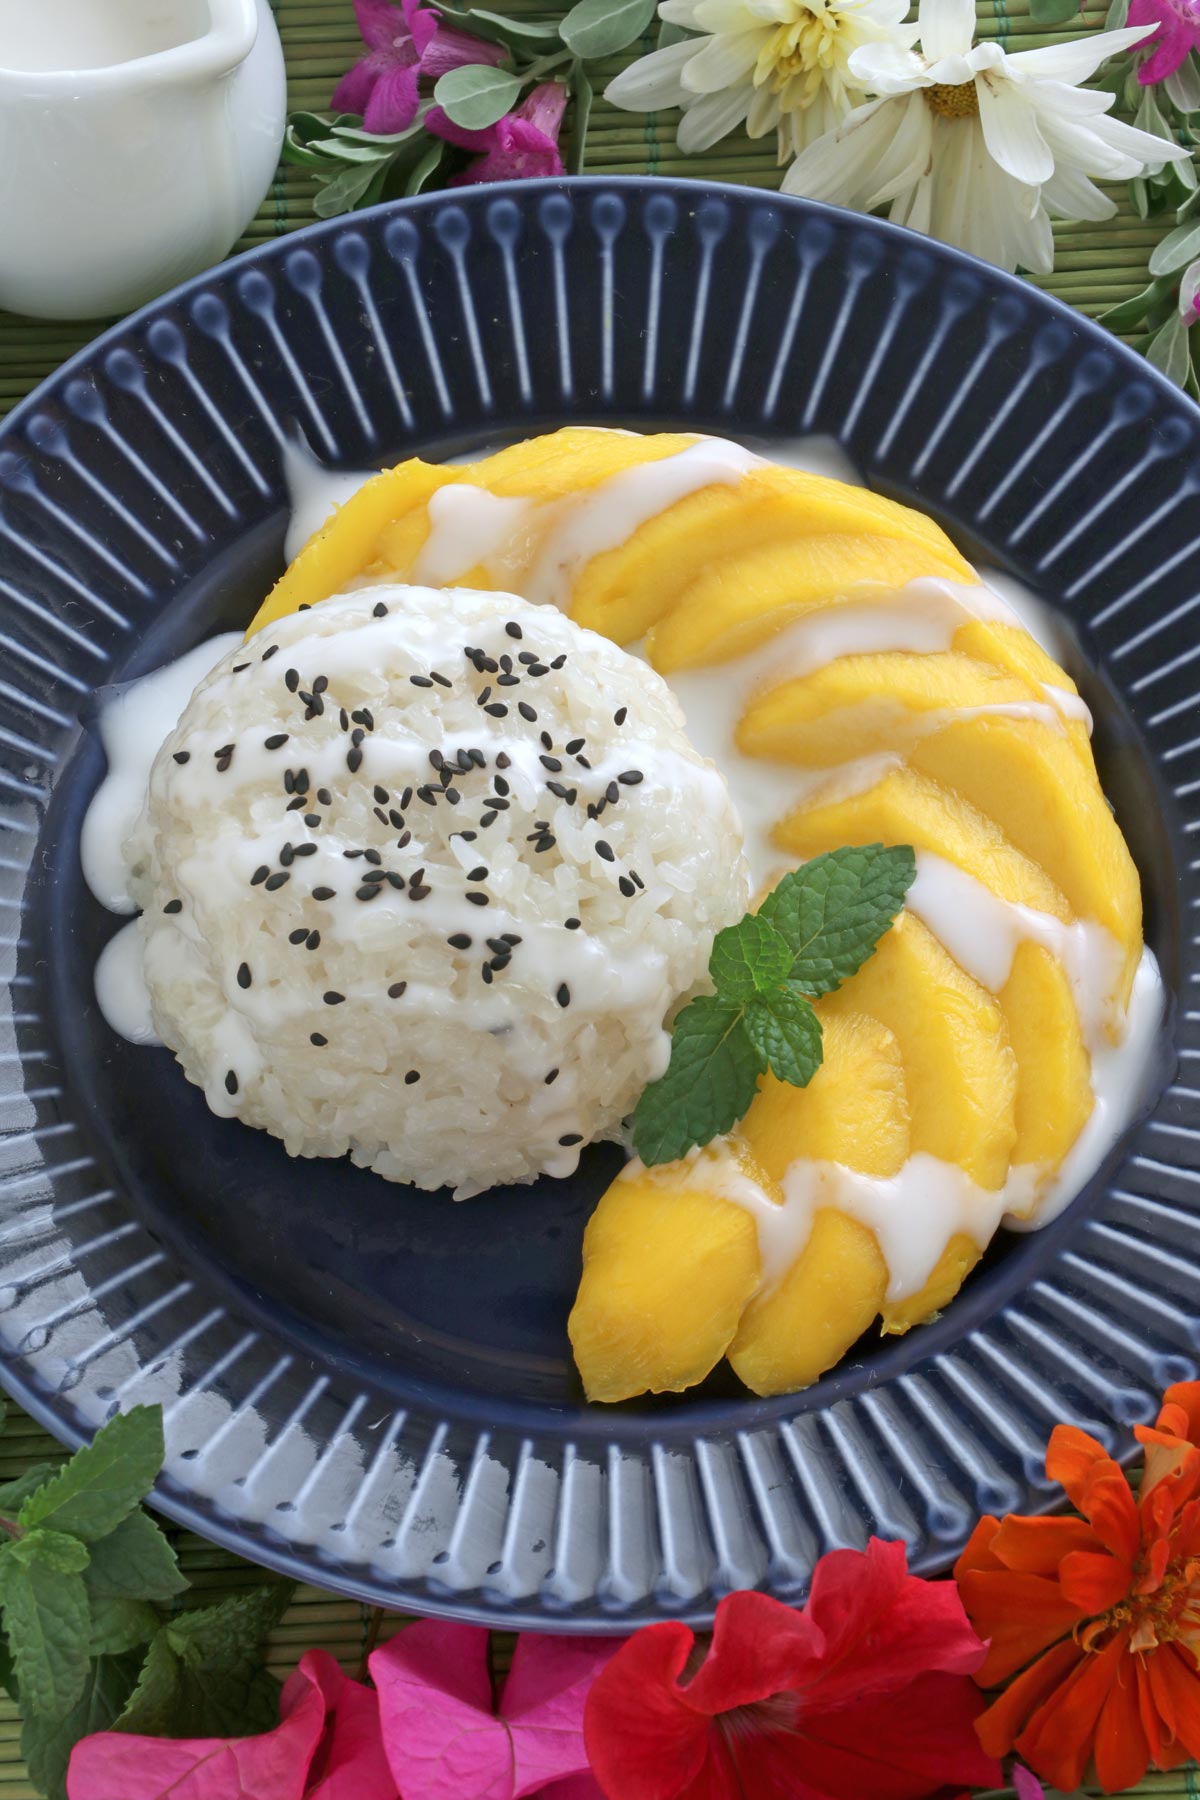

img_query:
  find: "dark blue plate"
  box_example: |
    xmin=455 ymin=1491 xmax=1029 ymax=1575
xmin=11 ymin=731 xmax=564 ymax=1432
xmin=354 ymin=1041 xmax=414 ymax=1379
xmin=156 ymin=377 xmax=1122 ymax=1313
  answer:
xmin=0 ymin=179 xmax=1195 ymax=1627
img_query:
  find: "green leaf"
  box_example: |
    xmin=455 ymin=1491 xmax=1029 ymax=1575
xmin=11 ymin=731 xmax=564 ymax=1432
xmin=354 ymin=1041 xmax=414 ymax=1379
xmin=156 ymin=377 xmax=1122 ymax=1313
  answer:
xmin=3 ymin=1560 xmax=90 ymax=1719
xmin=1133 ymin=174 xmax=1151 ymax=218
xmin=429 ymin=1 xmax=563 ymax=49
xmin=567 ymin=61 xmax=593 ymax=174
xmin=1028 ymin=0 xmax=1080 ymax=23
xmin=709 ymin=913 xmax=793 ymax=1001
xmin=657 ymin=16 xmax=691 ymax=45
xmin=758 ymin=844 xmax=916 ymax=996
xmin=89 ymin=1596 xmax=161 ymax=1657
xmin=117 ymin=1584 xmax=293 ymax=1740
xmin=561 ymin=0 xmax=657 ymax=58
xmin=19 ymin=1407 xmax=164 ymax=1544
xmin=1149 ymin=308 xmax=1192 ymax=385
xmin=0 ymin=1465 xmax=64 ymax=1517
xmin=743 ymin=987 xmax=823 ymax=1088
xmin=0 ymin=1635 xmax=18 ymax=1704
xmin=1104 ymin=0 xmax=1129 ymax=23
xmin=1098 ymin=276 xmax=1173 ymax=329
xmin=405 ymin=140 xmax=447 ymax=195
xmin=632 ymin=996 xmax=763 ymax=1165
xmin=85 ymin=1511 xmax=185 ymax=1603
xmin=1150 ymin=219 xmax=1200 ymax=275
xmin=434 ymin=64 xmax=523 ymax=129
xmin=11 ymin=1531 xmax=89 ymax=1575
xmin=21 ymin=1652 xmax=143 ymax=1800
xmin=314 ymin=159 xmax=393 ymax=218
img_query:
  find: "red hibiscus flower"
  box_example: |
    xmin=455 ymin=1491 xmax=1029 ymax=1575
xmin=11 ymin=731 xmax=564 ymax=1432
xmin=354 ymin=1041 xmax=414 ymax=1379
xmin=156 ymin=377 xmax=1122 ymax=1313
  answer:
xmin=583 ymin=1537 xmax=1000 ymax=1799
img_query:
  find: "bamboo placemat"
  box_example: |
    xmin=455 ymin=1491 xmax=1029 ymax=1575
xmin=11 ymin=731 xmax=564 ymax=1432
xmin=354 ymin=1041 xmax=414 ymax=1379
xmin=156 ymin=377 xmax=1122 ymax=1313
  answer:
xmin=0 ymin=2 xmax=1188 ymax=1793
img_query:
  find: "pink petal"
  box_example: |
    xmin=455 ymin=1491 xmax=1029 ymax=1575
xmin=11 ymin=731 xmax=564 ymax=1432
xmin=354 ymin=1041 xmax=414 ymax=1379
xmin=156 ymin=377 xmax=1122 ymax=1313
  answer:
xmin=537 ymin=1781 xmax=607 ymax=1800
xmin=331 ymin=56 xmax=381 ymax=116
xmin=452 ymin=120 xmax=565 ymax=184
xmin=354 ymin=0 xmax=410 ymax=53
xmin=502 ymin=1636 xmax=620 ymax=1798
xmin=426 ymin=103 xmax=497 ymax=152
xmin=1139 ymin=13 xmax=1197 ymax=81
xmin=66 ymin=1669 xmax=328 ymax=1800
xmin=363 ymin=61 xmax=421 ymax=131
xmin=514 ymin=81 xmax=568 ymax=140
xmin=421 ymin=24 xmax=508 ymax=76
xmin=289 ymin=1652 xmax=397 ymax=1800
xmin=1012 ymin=1766 xmax=1046 ymax=1800
xmin=371 ymin=1622 xmax=515 ymax=1800
xmin=402 ymin=0 xmax=442 ymax=62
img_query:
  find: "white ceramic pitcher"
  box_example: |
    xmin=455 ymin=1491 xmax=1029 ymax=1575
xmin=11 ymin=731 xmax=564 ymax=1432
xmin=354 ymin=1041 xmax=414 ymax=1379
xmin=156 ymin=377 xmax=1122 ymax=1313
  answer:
xmin=0 ymin=0 xmax=287 ymax=320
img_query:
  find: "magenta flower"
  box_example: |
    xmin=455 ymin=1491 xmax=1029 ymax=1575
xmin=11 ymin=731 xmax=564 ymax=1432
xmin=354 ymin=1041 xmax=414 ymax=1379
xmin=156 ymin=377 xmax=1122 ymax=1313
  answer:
xmin=1128 ymin=0 xmax=1199 ymax=84
xmin=332 ymin=0 xmax=504 ymax=136
xmin=426 ymin=82 xmax=569 ymax=184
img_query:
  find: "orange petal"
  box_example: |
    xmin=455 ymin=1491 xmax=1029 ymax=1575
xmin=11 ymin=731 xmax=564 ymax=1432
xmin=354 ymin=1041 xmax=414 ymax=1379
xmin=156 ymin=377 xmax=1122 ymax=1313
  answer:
xmin=1016 ymin=1630 xmax=1129 ymax=1793
xmin=987 ymin=1515 xmax=1102 ymax=1577
xmin=1162 ymin=1382 xmax=1200 ymax=1447
xmin=1059 ymin=1549 xmax=1132 ymax=1616
xmin=974 ymin=1637 xmax=1082 ymax=1759
xmin=954 ymin=1515 xmax=1004 ymax=1580
xmin=1093 ymin=1647 xmax=1152 ymax=1792
xmin=1046 ymin=1423 xmax=1122 ymax=1508
xmin=1080 ymin=1467 xmax=1141 ymax=1566
xmin=1146 ymin=1643 xmax=1200 ymax=1763
xmin=955 ymin=1569 xmax=1083 ymax=1686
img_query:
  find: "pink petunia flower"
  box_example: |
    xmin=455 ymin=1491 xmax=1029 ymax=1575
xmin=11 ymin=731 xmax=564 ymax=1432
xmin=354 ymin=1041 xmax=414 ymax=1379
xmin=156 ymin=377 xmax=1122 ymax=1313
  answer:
xmin=332 ymin=0 xmax=504 ymax=136
xmin=1128 ymin=0 xmax=1197 ymax=85
xmin=426 ymin=82 xmax=569 ymax=185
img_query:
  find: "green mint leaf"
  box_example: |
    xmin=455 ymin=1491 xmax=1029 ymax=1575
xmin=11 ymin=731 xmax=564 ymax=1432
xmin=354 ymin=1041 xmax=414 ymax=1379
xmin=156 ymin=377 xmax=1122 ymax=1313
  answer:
xmin=561 ymin=0 xmax=657 ymax=58
xmin=118 ymin=1583 xmax=293 ymax=1739
xmin=744 ymin=986 xmax=823 ymax=1088
xmin=709 ymin=913 xmax=793 ymax=1001
xmin=89 ymin=1596 xmax=161 ymax=1658
xmin=0 ymin=1465 xmax=66 ymax=1516
xmin=433 ymin=65 xmax=522 ymax=129
xmin=11 ymin=1531 xmax=89 ymax=1575
xmin=18 ymin=1407 xmax=164 ymax=1544
xmin=21 ymin=1651 xmax=143 ymax=1800
xmin=759 ymin=844 xmax=916 ymax=995
xmin=633 ymin=996 xmax=764 ymax=1166
xmin=85 ymin=1511 xmax=186 ymax=1603
xmin=2 ymin=1560 xmax=90 ymax=1719
xmin=0 ymin=1635 xmax=17 ymax=1704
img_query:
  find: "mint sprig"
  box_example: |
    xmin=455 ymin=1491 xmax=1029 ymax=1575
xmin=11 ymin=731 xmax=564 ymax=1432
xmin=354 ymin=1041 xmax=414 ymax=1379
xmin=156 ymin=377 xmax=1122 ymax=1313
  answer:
xmin=633 ymin=844 xmax=916 ymax=1166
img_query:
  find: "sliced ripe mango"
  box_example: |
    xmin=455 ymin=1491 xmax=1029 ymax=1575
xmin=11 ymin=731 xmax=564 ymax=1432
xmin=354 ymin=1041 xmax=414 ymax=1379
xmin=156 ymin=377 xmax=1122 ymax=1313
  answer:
xmin=910 ymin=718 xmax=1141 ymax=1001
xmin=728 ymin=1012 xmax=906 ymax=1395
xmin=952 ymin=618 xmax=1094 ymax=769
xmin=736 ymin=651 xmax=1041 ymax=767
xmin=776 ymin=767 xmax=1072 ymax=921
xmin=1000 ymin=940 xmax=1093 ymax=1183
xmin=567 ymin=1149 xmax=766 ymax=1403
xmin=881 ymin=1234 xmax=981 ymax=1334
xmin=821 ymin=914 xmax=1017 ymax=1188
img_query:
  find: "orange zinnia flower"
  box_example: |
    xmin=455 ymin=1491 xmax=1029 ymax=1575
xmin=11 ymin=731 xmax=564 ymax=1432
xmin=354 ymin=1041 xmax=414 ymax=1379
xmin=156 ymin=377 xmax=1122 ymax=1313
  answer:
xmin=954 ymin=1381 xmax=1200 ymax=1794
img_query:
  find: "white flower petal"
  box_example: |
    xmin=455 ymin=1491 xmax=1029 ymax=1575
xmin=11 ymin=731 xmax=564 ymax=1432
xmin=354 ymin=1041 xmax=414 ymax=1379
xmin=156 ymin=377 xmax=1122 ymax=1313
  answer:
xmin=976 ymin=69 xmax=1054 ymax=183
xmin=746 ymin=81 xmax=780 ymax=137
xmin=782 ymin=95 xmax=904 ymax=203
xmin=917 ymin=0 xmax=977 ymax=62
xmin=658 ymin=0 xmax=704 ymax=24
xmin=1086 ymin=108 xmax=1191 ymax=165
xmin=681 ymin=25 xmax=766 ymax=92
xmin=847 ymin=39 xmax=928 ymax=91
xmin=605 ymin=38 xmax=698 ymax=111
xmin=692 ymin=0 xmax=762 ymax=31
xmin=862 ymin=90 xmax=933 ymax=205
xmin=675 ymin=79 xmax=754 ymax=149
xmin=1004 ymin=22 xmax=1157 ymax=84
xmin=1041 ymin=160 xmax=1118 ymax=221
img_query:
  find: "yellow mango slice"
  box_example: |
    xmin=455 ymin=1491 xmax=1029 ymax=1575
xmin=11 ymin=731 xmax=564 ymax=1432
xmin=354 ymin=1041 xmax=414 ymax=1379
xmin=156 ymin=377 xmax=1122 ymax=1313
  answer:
xmin=881 ymin=1235 xmax=981 ymax=1333
xmin=1000 ymin=940 xmax=1093 ymax=1182
xmin=568 ymin=1149 xmax=766 ymax=1403
xmin=777 ymin=767 xmax=1071 ymax=920
xmin=910 ymin=718 xmax=1141 ymax=1001
xmin=736 ymin=651 xmax=1040 ymax=767
xmin=953 ymin=618 xmax=1094 ymax=768
xmin=821 ymin=914 xmax=1017 ymax=1187
xmin=728 ymin=1013 xmax=906 ymax=1395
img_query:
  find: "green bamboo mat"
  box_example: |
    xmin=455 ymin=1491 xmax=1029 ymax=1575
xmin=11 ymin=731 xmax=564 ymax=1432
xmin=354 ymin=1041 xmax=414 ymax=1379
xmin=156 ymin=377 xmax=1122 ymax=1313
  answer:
xmin=0 ymin=3 xmax=1190 ymax=1794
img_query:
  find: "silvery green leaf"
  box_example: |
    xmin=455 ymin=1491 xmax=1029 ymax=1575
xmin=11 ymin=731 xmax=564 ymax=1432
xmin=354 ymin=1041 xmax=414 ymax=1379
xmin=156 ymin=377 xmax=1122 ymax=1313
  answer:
xmin=1133 ymin=175 xmax=1151 ymax=217
xmin=1167 ymin=50 xmax=1200 ymax=112
xmin=1105 ymin=0 xmax=1129 ymax=25
xmin=568 ymin=62 xmax=594 ymax=173
xmin=657 ymin=16 xmax=691 ymax=45
xmin=1148 ymin=309 xmax=1191 ymax=386
xmin=1149 ymin=219 xmax=1200 ymax=275
xmin=405 ymin=142 xmax=446 ymax=195
xmin=561 ymin=0 xmax=658 ymax=60
xmin=1097 ymin=277 xmax=1168 ymax=328
xmin=1029 ymin=0 xmax=1080 ymax=26
xmin=430 ymin=1 xmax=563 ymax=48
xmin=314 ymin=160 xmax=389 ymax=218
xmin=434 ymin=65 xmax=523 ymax=128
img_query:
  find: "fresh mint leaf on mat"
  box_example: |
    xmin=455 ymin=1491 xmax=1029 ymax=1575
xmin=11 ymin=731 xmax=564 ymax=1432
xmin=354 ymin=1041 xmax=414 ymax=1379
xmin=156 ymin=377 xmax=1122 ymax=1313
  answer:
xmin=84 ymin=1510 xmax=186 ymax=1603
xmin=18 ymin=1407 xmax=163 ymax=1543
xmin=20 ymin=1652 xmax=143 ymax=1800
xmin=115 ymin=1583 xmax=294 ymax=1740
xmin=87 ymin=1597 xmax=161 ymax=1659
xmin=2 ymin=1560 xmax=91 ymax=1720
xmin=633 ymin=845 xmax=914 ymax=1165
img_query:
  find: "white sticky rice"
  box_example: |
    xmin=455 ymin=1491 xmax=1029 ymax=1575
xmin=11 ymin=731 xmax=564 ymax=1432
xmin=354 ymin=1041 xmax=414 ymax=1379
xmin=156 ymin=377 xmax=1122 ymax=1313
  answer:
xmin=126 ymin=585 xmax=750 ymax=1196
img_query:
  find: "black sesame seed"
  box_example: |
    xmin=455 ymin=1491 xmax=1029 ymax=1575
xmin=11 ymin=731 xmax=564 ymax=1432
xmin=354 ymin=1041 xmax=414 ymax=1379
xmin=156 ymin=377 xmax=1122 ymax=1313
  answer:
xmin=489 ymin=954 xmax=511 ymax=973
xmin=313 ymin=886 xmax=336 ymax=901
xmin=163 ymin=898 xmax=183 ymax=915
xmin=497 ymin=673 xmax=519 ymax=687
xmin=410 ymin=674 xmax=434 ymax=688
xmin=264 ymin=871 xmax=290 ymax=892
xmin=352 ymin=728 xmax=365 ymax=747
xmin=232 ymin=662 xmax=250 ymax=673
xmin=237 ymin=962 xmax=252 ymax=989
xmin=417 ymin=785 xmax=438 ymax=805
xmin=631 ymin=870 xmax=644 ymax=890
xmin=340 ymin=708 xmax=350 ymax=731
xmin=324 ymin=991 xmax=345 ymax=1006
xmin=356 ymin=885 xmax=380 ymax=901
xmin=445 ymin=788 xmax=461 ymax=806
xmin=216 ymin=754 xmax=233 ymax=773
xmin=284 ymin=769 xmax=296 ymax=795
xmin=481 ymin=965 xmax=493 ymax=985
xmin=225 ymin=1070 xmax=239 ymax=1096
xmin=518 ymin=702 xmax=537 ymax=722
xmin=311 ymin=1032 xmax=328 ymax=1046
xmin=484 ymin=703 xmax=508 ymax=718
xmin=363 ymin=868 xmax=387 ymax=884
xmin=619 ymin=770 xmax=644 ymax=786
xmin=405 ymin=1069 xmax=421 ymax=1084
xmin=172 ymin=751 xmax=191 ymax=765
xmin=559 ymin=1133 xmax=582 ymax=1147
xmin=477 ymin=686 xmax=492 ymax=706
xmin=505 ymin=621 xmax=523 ymax=639
xmin=314 ymin=676 xmax=329 ymax=695
xmin=545 ymin=1068 xmax=559 ymax=1085
xmin=482 ymin=655 xmax=499 ymax=673
xmin=534 ymin=836 xmax=556 ymax=853
xmin=373 ymin=602 xmax=388 ymax=618
xmin=480 ymin=811 xmax=497 ymax=828
xmin=400 ymin=787 xmax=414 ymax=809
xmin=518 ymin=651 xmax=537 ymax=666
xmin=457 ymin=748 xmax=473 ymax=773
xmin=528 ymin=663 xmax=549 ymax=677
xmin=344 ymin=848 xmax=364 ymax=860
xmin=565 ymin=917 xmax=581 ymax=930
xmin=606 ymin=781 xmax=620 ymax=804
xmin=286 ymin=796 xmax=306 ymax=812
xmin=431 ymin=671 xmax=452 ymax=689
xmin=596 ymin=840 xmax=615 ymax=862
xmin=566 ymin=738 xmax=585 ymax=754
xmin=388 ymin=981 xmax=407 ymax=999
xmin=448 ymin=933 xmax=472 ymax=950
xmin=468 ymin=748 xmax=487 ymax=768
xmin=459 ymin=829 xmax=477 ymax=841
xmin=429 ymin=750 xmax=445 ymax=771
xmin=500 ymin=654 xmax=513 ymax=674
xmin=294 ymin=843 xmax=318 ymax=858
xmin=386 ymin=871 xmax=406 ymax=890
xmin=389 ymin=809 xmax=406 ymax=830
xmin=318 ymin=788 xmax=333 ymax=806
xmin=576 ymin=755 xmax=592 ymax=770
xmin=486 ymin=795 xmax=509 ymax=811
xmin=466 ymin=891 xmax=490 ymax=906
xmin=551 ymin=654 xmax=567 ymax=669
xmin=347 ymin=748 xmax=363 ymax=774
xmin=540 ymin=732 xmax=553 ymax=750
xmin=502 ymin=933 xmax=521 ymax=945
xmin=298 ymin=603 xmax=311 ymax=611
xmin=262 ymin=644 xmax=279 ymax=661
xmin=280 ymin=843 xmax=295 ymax=867
xmin=396 ymin=830 xmax=412 ymax=848
xmin=545 ymin=781 xmax=571 ymax=801
xmin=467 ymin=867 xmax=487 ymax=881
xmin=304 ymin=814 xmax=321 ymax=829
xmin=557 ymin=984 xmax=571 ymax=1007
xmin=299 ymin=691 xmax=317 ymax=710
xmin=619 ymin=875 xmax=636 ymax=897
xmin=614 ymin=706 xmax=628 ymax=725
xmin=494 ymin=776 xmax=510 ymax=797
xmin=251 ymin=865 xmax=270 ymax=886
xmin=487 ymin=937 xmax=508 ymax=954
xmin=374 ymin=806 xmax=388 ymax=826
xmin=364 ymin=848 xmax=382 ymax=866
xmin=306 ymin=931 xmax=321 ymax=951
xmin=285 ymin=668 xmax=300 ymax=693
xmin=373 ymin=784 xmax=389 ymax=804
xmin=289 ymin=927 xmax=308 ymax=945
xmin=496 ymin=752 xmax=511 ymax=769
xmin=540 ymin=755 xmax=563 ymax=772
xmin=265 ymin=733 xmax=288 ymax=750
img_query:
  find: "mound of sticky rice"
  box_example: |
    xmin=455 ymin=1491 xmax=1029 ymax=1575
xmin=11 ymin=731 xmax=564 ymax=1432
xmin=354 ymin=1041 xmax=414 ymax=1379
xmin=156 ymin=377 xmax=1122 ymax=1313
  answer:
xmin=126 ymin=586 xmax=750 ymax=1196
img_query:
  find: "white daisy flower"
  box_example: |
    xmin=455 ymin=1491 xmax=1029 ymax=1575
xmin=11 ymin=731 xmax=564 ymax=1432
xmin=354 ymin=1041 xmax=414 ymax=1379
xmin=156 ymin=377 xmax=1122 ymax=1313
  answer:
xmin=604 ymin=0 xmax=918 ymax=163
xmin=782 ymin=0 xmax=1188 ymax=272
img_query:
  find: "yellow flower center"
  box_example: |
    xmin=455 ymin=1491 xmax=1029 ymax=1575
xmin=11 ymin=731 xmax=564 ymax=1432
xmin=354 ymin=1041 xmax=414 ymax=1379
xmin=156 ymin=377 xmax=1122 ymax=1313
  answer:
xmin=923 ymin=80 xmax=979 ymax=119
xmin=754 ymin=1 xmax=847 ymax=107
xmin=1077 ymin=1556 xmax=1200 ymax=1657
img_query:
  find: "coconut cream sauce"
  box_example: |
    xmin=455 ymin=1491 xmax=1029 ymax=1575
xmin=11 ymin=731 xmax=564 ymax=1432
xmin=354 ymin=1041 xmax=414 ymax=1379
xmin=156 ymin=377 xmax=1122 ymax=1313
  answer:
xmin=84 ymin=433 xmax=1164 ymax=1283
